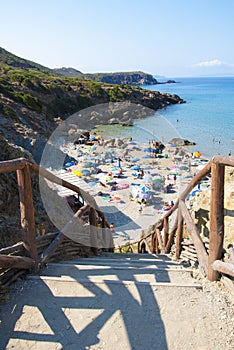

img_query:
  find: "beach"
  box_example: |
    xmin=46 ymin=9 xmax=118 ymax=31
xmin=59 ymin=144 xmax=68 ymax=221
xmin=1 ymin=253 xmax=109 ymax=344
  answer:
xmin=55 ymin=132 xmax=209 ymax=248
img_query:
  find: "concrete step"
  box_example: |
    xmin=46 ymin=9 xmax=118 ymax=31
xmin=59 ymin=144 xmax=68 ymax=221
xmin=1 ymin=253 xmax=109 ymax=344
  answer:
xmin=99 ymin=252 xmax=172 ymax=260
xmin=28 ymin=275 xmax=202 ymax=289
xmin=66 ymin=257 xmax=182 ymax=268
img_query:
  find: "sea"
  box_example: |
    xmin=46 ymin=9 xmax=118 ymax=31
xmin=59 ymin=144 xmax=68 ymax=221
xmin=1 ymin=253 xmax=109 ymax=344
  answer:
xmin=96 ymin=77 xmax=234 ymax=159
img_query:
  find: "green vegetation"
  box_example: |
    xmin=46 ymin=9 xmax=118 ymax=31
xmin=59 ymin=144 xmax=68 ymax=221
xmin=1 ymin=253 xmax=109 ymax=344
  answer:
xmin=3 ymin=105 xmax=18 ymax=121
xmin=0 ymin=46 xmax=183 ymax=133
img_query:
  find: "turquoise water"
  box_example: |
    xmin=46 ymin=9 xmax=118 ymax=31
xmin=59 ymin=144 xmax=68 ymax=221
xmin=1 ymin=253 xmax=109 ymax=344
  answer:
xmin=97 ymin=77 xmax=234 ymax=158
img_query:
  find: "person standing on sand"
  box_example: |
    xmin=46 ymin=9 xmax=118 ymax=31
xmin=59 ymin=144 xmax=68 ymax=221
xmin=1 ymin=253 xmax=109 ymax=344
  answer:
xmin=138 ymin=203 xmax=143 ymax=214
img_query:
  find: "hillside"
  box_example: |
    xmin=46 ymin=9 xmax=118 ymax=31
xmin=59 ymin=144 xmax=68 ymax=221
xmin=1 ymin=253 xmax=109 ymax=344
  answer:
xmin=0 ymin=47 xmax=185 ymax=162
xmin=84 ymin=71 xmax=158 ymax=85
xmin=54 ymin=69 xmax=158 ymax=85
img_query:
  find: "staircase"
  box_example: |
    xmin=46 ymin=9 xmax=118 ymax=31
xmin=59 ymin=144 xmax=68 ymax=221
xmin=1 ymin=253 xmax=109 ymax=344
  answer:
xmin=4 ymin=253 xmax=224 ymax=350
xmin=32 ymin=252 xmax=202 ymax=289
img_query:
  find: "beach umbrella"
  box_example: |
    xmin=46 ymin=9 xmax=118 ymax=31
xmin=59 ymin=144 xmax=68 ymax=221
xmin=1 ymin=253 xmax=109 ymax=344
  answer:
xmin=140 ymin=185 xmax=151 ymax=193
xmin=131 ymin=157 xmax=140 ymax=162
xmin=109 ymin=167 xmax=119 ymax=171
xmin=130 ymin=165 xmax=140 ymax=171
xmin=139 ymin=192 xmax=151 ymax=199
xmin=80 ymin=161 xmax=93 ymax=168
xmin=179 ymin=165 xmax=189 ymax=171
xmin=143 ymin=147 xmax=153 ymax=152
xmin=73 ymin=170 xmax=83 ymax=177
xmin=82 ymin=169 xmax=91 ymax=176
xmin=88 ymin=181 xmax=97 ymax=187
xmin=143 ymin=173 xmax=153 ymax=183
xmin=105 ymin=175 xmax=113 ymax=182
xmin=64 ymin=161 xmax=75 ymax=168
xmin=142 ymin=164 xmax=151 ymax=169
xmin=193 ymin=151 xmax=202 ymax=158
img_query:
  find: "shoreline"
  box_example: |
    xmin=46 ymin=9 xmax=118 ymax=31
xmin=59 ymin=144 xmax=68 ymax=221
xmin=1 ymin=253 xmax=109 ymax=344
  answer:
xmin=59 ymin=133 xmax=209 ymax=247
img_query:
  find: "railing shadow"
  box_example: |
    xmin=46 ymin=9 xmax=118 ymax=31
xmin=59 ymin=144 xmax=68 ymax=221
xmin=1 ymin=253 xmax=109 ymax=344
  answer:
xmin=0 ymin=262 xmax=170 ymax=349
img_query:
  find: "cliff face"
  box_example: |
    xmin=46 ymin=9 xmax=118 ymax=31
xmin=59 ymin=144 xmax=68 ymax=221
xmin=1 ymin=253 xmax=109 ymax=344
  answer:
xmin=54 ymin=69 xmax=158 ymax=86
xmin=85 ymin=72 xmax=158 ymax=85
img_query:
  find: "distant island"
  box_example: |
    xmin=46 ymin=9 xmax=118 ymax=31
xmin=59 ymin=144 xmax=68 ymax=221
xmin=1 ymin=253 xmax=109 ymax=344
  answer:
xmin=53 ymin=67 xmax=177 ymax=86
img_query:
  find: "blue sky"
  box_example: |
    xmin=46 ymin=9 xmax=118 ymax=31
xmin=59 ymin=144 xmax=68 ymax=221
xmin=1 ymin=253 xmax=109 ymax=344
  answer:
xmin=1 ymin=0 xmax=234 ymax=77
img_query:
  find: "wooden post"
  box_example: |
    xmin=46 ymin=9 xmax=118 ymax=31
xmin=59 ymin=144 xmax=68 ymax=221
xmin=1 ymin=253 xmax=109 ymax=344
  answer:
xmin=155 ymin=233 xmax=159 ymax=254
xmin=163 ymin=217 xmax=168 ymax=248
xmin=180 ymin=200 xmax=208 ymax=276
xmin=208 ymin=162 xmax=225 ymax=281
xmin=17 ymin=165 xmax=38 ymax=268
xmin=156 ymin=228 xmax=165 ymax=253
xmin=89 ymin=208 xmax=98 ymax=255
xmin=0 ymin=254 xmax=35 ymax=269
xmin=176 ymin=206 xmax=183 ymax=259
xmin=151 ymin=231 xmax=156 ymax=253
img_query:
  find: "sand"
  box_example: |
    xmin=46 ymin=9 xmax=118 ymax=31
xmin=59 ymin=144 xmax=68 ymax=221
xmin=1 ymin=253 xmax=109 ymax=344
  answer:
xmin=58 ymin=136 xmax=207 ymax=248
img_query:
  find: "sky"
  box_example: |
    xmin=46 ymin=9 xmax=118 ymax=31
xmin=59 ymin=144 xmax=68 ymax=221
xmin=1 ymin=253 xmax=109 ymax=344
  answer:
xmin=1 ymin=0 xmax=234 ymax=77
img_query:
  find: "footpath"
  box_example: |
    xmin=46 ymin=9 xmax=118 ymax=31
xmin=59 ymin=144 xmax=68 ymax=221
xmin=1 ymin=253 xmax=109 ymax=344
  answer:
xmin=0 ymin=252 xmax=233 ymax=350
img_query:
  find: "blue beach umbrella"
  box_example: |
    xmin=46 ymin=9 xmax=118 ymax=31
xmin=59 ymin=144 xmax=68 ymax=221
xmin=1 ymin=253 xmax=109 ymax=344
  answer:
xmin=64 ymin=161 xmax=75 ymax=168
xmin=130 ymin=165 xmax=140 ymax=171
xmin=82 ymin=169 xmax=91 ymax=176
xmin=143 ymin=147 xmax=153 ymax=152
xmin=140 ymin=185 xmax=151 ymax=193
xmin=131 ymin=157 xmax=140 ymax=162
xmin=88 ymin=181 xmax=97 ymax=187
xmin=139 ymin=192 xmax=151 ymax=199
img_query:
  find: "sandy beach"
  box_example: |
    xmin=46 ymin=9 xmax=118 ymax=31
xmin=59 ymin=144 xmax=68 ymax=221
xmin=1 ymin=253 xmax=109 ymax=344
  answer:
xmin=53 ymin=132 xmax=210 ymax=248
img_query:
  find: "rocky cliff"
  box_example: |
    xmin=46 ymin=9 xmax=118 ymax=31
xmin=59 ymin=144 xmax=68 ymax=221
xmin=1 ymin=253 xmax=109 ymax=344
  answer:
xmin=85 ymin=71 xmax=158 ymax=85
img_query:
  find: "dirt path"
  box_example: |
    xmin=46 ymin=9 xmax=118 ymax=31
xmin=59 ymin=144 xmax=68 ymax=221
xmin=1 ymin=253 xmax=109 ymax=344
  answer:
xmin=0 ymin=255 xmax=233 ymax=350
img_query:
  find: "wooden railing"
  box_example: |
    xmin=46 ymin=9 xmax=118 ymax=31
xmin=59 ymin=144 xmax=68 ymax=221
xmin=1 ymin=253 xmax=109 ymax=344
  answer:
xmin=115 ymin=156 xmax=234 ymax=282
xmin=0 ymin=158 xmax=114 ymax=285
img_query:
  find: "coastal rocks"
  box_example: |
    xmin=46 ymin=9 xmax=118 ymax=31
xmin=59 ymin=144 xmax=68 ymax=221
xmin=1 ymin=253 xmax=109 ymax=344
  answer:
xmin=169 ymin=138 xmax=196 ymax=146
xmin=103 ymin=138 xmax=124 ymax=148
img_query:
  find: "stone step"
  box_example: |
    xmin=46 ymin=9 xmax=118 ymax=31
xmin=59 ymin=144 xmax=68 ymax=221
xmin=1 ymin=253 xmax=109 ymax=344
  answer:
xmin=42 ymin=262 xmax=194 ymax=284
xmin=47 ymin=262 xmax=192 ymax=272
xmin=67 ymin=257 xmax=182 ymax=267
xmin=28 ymin=275 xmax=202 ymax=289
xmin=100 ymin=252 xmax=172 ymax=260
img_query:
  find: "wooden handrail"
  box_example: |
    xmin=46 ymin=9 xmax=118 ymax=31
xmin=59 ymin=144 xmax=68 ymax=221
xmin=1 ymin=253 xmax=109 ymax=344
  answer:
xmin=0 ymin=158 xmax=27 ymax=173
xmin=0 ymin=157 xmax=113 ymax=280
xmin=0 ymin=155 xmax=233 ymax=283
xmin=115 ymin=156 xmax=234 ymax=281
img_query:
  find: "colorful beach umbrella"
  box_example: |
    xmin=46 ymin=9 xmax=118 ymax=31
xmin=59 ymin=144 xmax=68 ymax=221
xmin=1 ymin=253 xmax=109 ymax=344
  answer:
xmin=73 ymin=170 xmax=83 ymax=177
xmin=140 ymin=185 xmax=151 ymax=193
